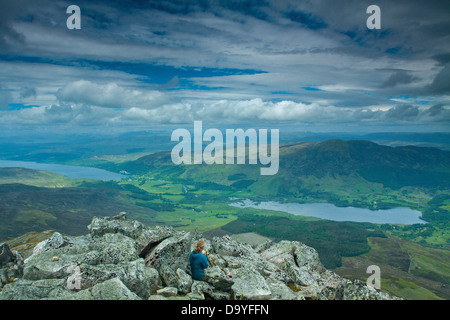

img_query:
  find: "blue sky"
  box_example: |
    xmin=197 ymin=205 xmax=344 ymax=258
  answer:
xmin=0 ymin=0 xmax=449 ymax=133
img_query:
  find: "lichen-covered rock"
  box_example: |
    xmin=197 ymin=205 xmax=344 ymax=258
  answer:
xmin=42 ymin=232 xmax=72 ymax=252
xmin=67 ymin=278 xmax=141 ymax=300
xmin=159 ymin=265 xmax=194 ymax=294
xmin=211 ymin=236 xmax=278 ymax=275
xmin=254 ymin=239 xmax=274 ymax=253
xmin=279 ymin=259 xmax=318 ymax=286
xmin=191 ymin=280 xmax=230 ymax=300
xmin=24 ymin=234 xmax=90 ymax=265
xmin=342 ymin=280 xmax=395 ymax=300
xmin=260 ymin=240 xmax=320 ymax=286
xmin=69 ymin=259 xmax=161 ymax=299
xmin=0 ymin=278 xmax=69 ymax=300
xmin=160 ymin=265 xmax=179 ymax=287
xmin=297 ymin=283 xmax=321 ymax=300
xmin=185 ymin=291 xmax=205 ymax=300
xmin=85 ymin=233 xmax=138 ymax=265
xmin=144 ymin=231 xmax=192 ymax=272
xmin=148 ymin=294 xmax=167 ymax=300
xmin=116 ymin=259 xmax=161 ymax=299
xmin=315 ymin=270 xmax=347 ymax=300
xmin=157 ymin=286 xmax=178 ymax=297
xmin=204 ymin=265 xmax=234 ymax=292
xmin=87 ymin=212 xmax=144 ymax=239
xmin=0 ymin=243 xmax=15 ymax=268
xmin=0 ymin=213 xmax=401 ymax=301
xmin=176 ymin=268 xmax=193 ymax=294
xmin=136 ymin=226 xmax=176 ymax=257
xmin=293 ymin=242 xmax=325 ymax=273
xmin=229 ymin=266 xmax=272 ymax=300
xmin=260 ymin=240 xmax=323 ymax=275
xmin=22 ymin=233 xmax=138 ymax=281
xmin=207 ymin=254 xmax=227 ymax=268
xmin=211 ymin=235 xmax=256 ymax=258
xmin=0 ymin=246 xmax=24 ymax=287
xmin=191 ymin=279 xmax=214 ymax=296
xmin=23 ymin=251 xmax=78 ymax=281
xmin=266 ymin=278 xmax=297 ymax=300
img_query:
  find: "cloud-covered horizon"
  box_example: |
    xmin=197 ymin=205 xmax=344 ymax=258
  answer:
xmin=0 ymin=0 xmax=449 ymax=132
xmin=1 ymin=79 xmax=448 ymax=130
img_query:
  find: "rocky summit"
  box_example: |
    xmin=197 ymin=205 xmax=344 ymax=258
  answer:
xmin=0 ymin=212 xmax=399 ymax=300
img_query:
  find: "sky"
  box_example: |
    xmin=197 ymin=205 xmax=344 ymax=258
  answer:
xmin=0 ymin=0 xmax=449 ymax=134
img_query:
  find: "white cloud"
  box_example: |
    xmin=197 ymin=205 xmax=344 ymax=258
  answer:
xmin=0 ymin=93 xmax=448 ymax=130
xmin=0 ymin=61 xmax=140 ymax=107
xmin=122 ymin=103 xmax=194 ymax=123
xmin=56 ymin=80 xmax=177 ymax=109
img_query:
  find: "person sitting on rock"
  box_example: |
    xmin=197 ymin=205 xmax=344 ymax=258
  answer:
xmin=189 ymin=240 xmax=209 ymax=281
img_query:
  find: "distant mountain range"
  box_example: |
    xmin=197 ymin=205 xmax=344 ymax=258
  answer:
xmin=120 ymin=139 xmax=450 ymax=193
xmin=0 ymin=131 xmax=449 ymax=164
xmin=280 ymin=139 xmax=450 ymax=189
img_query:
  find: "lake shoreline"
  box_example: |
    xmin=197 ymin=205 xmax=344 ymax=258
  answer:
xmin=230 ymin=198 xmax=427 ymax=225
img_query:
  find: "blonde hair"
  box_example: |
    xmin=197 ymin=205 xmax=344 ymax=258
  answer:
xmin=194 ymin=240 xmax=205 ymax=254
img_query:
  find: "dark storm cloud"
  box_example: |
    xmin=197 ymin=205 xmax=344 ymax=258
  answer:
xmin=424 ymin=104 xmax=449 ymax=118
xmin=380 ymin=70 xmax=418 ymax=88
xmin=432 ymin=53 xmax=450 ymax=66
xmin=286 ymin=10 xmax=328 ymax=30
xmin=0 ymin=84 xmax=13 ymax=109
xmin=281 ymin=0 xmax=450 ymax=59
xmin=427 ymin=64 xmax=450 ymax=95
xmin=0 ymin=0 xmax=27 ymax=51
xmin=3 ymin=0 xmax=449 ymax=63
xmin=384 ymin=104 xmax=419 ymax=121
xmin=353 ymin=103 xmax=449 ymax=123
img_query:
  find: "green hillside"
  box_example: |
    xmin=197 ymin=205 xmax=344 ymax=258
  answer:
xmin=0 ymin=182 xmax=160 ymax=241
xmin=0 ymin=167 xmax=79 ymax=187
xmin=119 ymin=139 xmax=450 ymax=212
xmin=121 ymin=139 xmax=450 ymax=190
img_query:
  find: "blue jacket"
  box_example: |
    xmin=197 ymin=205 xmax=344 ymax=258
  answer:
xmin=189 ymin=250 xmax=209 ymax=280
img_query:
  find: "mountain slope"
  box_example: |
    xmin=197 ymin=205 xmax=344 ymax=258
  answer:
xmin=0 ymin=183 xmax=159 ymax=241
xmin=120 ymin=139 xmax=450 ymax=195
xmin=0 ymin=167 xmax=78 ymax=187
